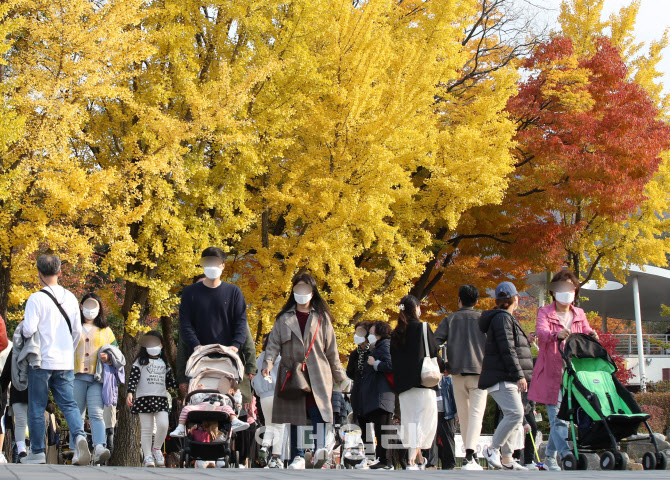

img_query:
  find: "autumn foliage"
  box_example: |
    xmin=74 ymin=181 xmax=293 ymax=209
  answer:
xmin=0 ymin=0 xmax=669 ymax=465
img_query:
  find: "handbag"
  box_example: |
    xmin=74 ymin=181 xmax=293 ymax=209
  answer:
xmin=420 ymin=322 xmax=441 ymax=387
xmin=277 ymin=315 xmax=322 ymax=399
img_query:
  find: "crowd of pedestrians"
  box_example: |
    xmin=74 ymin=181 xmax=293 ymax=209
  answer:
xmin=0 ymin=248 xmax=597 ymax=471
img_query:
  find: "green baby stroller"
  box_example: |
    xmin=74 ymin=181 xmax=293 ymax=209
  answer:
xmin=557 ymin=333 xmax=665 ymax=471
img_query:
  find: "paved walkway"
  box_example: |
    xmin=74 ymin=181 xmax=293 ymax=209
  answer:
xmin=1 ymin=465 xmax=668 ymax=479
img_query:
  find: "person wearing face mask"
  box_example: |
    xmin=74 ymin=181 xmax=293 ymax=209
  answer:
xmin=261 ymin=273 xmax=347 ymax=470
xmin=345 ymin=320 xmax=371 ymax=444
xmin=71 ymin=292 xmax=117 ymax=464
xmin=126 ymin=331 xmax=177 ymax=467
xmin=358 ymin=321 xmax=394 ymax=470
xmin=179 ymin=247 xmax=248 ymax=360
xmin=527 ymin=270 xmax=597 ymax=471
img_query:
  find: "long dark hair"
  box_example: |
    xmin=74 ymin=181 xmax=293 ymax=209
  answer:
xmin=80 ymin=292 xmax=108 ymax=328
xmin=276 ymin=272 xmax=334 ymax=322
xmin=135 ymin=330 xmax=164 ymax=366
xmin=391 ymin=295 xmax=420 ymax=348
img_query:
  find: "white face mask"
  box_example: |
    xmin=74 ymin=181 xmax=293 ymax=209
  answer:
xmin=294 ymin=292 xmax=313 ymax=305
xmin=555 ymin=291 xmax=576 ymax=306
xmin=353 ymin=334 xmax=366 ymax=345
xmin=233 ymin=390 xmax=242 ymax=405
xmin=367 ymin=334 xmax=377 ymax=346
xmin=146 ymin=346 xmax=162 ymax=356
xmin=82 ymin=307 xmax=99 ymax=320
xmin=203 ymin=266 xmax=223 ymax=280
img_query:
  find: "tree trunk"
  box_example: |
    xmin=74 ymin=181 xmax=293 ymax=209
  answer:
xmin=160 ymin=314 xmax=177 ymax=372
xmin=0 ymin=255 xmax=11 ymax=320
xmin=108 ymin=280 xmax=150 ymax=467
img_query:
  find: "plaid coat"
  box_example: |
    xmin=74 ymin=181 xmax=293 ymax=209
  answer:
xmin=262 ymin=307 xmax=346 ymax=425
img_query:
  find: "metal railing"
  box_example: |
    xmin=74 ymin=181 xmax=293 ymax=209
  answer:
xmin=611 ymin=334 xmax=670 ymax=356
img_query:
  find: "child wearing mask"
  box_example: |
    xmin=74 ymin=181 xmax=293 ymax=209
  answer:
xmin=126 ymin=331 xmax=177 ymax=467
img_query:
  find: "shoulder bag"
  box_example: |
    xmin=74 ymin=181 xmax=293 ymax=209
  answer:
xmin=421 ymin=322 xmax=441 ymax=387
xmin=278 ymin=315 xmax=322 ymax=399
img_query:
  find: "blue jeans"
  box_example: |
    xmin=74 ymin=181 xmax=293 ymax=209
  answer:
xmin=71 ymin=378 xmax=106 ymax=447
xmin=28 ymin=368 xmax=85 ymax=454
xmin=545 ymin=403 xmax=570 ymax=459
xmin=290 ymin=406 xmax=326 ymax=459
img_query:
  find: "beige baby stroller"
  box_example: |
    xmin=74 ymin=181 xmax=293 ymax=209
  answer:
xmin=177 ymin=345 xmax=245 ymax=468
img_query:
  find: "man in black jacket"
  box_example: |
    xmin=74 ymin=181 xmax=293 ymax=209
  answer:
xmin=434 ymin=285 xmax=487 ymax=470
xmin=179 ymin=247 xmax=248 ymax=357
xmin=478 ymin=282 xmax=533 ymax=471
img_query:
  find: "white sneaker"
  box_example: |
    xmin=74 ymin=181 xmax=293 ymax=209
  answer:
xmin=144 ymin=454 xmax=155 ymax=467
xmin=543 ymin=456 xmax=562 ymax=471
xmin=93 ymin=444 xmax=111 ymax=465
xmin=461 ymin=457 xmax=484 ymax=470
xmin=19 ymin=451 xmax=46 ymax=464
xmin=216 ymin=459 xmax=226 ymax=468
xmin=288 ymin=456 xmax=306 ymax=469
xmin=73 ymin=435 xmax=91 ymax=466
xmin=0 ymin=453 xmax=6 ymax=464
xmin=483 ymin=447 xmax=502 ymax=469
xmin=232 ymin=418 xmax=250 ymax=433
xmin=196 ymin=460 xmax=214 ymax=468
xmin=406 ymin=463 xmax=421 ymax=470
xmin=502 ymin=460 xmax=529 ymax=471
xmin=355 ymin=457 xmax=370 ymax=469
xmin=268 ymin=456 xmax=284 ymax=468
xmin=312 ymin=447 xmax=329 ymax=469
xmin=170 ymin=424 xmax=186 ymax=437
xmin=524 ymin=463 xmax=540 ymax=470
xmin=152 ymin=448 xmax=165 ymax=467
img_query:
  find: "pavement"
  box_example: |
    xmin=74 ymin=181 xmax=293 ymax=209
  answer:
xmin=1 ymin=465 xmax=669 ymax=479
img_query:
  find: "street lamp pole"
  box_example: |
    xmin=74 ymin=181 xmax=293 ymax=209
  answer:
xmin=632 ymin=275 xmax=647 ymax=392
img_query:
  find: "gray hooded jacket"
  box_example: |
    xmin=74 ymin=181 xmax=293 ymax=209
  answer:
xmin=12 ymin=321 xmax=42 ymax=391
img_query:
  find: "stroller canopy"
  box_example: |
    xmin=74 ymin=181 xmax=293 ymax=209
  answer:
xmin=562 ymin=333 xmax=616 ymax=371
xmin=186 ymin=344 xmax=244 ymax=392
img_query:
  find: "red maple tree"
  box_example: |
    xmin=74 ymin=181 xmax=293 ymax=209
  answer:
xmin=417 ymin=36 xmax=670 ymax=313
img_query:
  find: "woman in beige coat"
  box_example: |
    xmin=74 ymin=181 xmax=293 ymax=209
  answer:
xmin=261 ymin=273 xmax=346 ymax=470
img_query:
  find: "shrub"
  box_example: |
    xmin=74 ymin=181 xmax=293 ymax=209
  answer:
xmin=635 ymin=393 xmax=670 ymax=434
xmin=647 ymin=380 xmax=670 ymax=394
xmin=639 ymin=405 xmax=666 ymax=434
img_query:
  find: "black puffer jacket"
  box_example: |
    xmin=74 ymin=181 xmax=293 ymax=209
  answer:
xmin=478 ymin=309 xmax=533 ymax=390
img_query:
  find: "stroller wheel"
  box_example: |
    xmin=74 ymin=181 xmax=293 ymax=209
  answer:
xmin=614 ymin=451 xmax=628 ymax=470
xmin=577 ymin=454 xmax=589 ymax=470
xmin=179 ymin=451 xmax=185 ymax=468
xmin=600 ymin=451 xmax=616 ymax=470
xmin=562 ymin=453 xmax=577 ymax=470
xmin=184 ymin=453 xmax=191 ymax=468
xmin=643 ymin=452 xmax=657 ymax=470
xmin=656 ymin=451 xmax=667 ymax=470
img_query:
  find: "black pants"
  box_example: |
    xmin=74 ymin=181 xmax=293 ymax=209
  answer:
xmin=436 ymin=416 xmax=457 ymax=469
xmin=523 ymin=411 xmax=538 ymax=465
xmin=358 ymin=409 xmax=393 ymax=465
